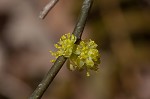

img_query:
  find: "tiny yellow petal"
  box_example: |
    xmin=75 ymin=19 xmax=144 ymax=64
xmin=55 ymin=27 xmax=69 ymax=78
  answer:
xmin=86 ymin=71 xmax=90 ymax=77
xmin=51 ymin=60 xmax=55 ymax=63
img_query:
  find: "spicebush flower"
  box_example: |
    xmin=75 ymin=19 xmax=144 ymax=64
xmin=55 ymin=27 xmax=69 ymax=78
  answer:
xmin=50 ymin=33 xmax=77 ymax=62
xmin=68 ymin=39 xmax=100 ymax=76
xmin=50 ymin=33 xmax=100 ymax=76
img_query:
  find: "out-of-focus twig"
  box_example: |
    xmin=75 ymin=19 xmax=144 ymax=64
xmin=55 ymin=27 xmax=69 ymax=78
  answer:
xmin=39 ymin=0 xmax=59 ymax=19
xmin=29 ymin=0 xmax=93 ymax=99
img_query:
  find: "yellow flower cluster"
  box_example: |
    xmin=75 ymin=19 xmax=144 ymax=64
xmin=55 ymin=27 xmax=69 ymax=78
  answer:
xmin=69 ymin=40 xmax=100 ymax=76
xmin=50 ymin=33 xmax=76 ymax=62
xmin=50 ymin=33 xmax=100 ymax=76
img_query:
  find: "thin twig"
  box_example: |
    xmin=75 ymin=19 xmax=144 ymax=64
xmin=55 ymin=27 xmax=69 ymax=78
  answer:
xmin=73 ymin=0 xmax=93 ymax=41
xmin=29 ymin=0 xmax=93 ymax=99
xmin=39 ymin=0 xmax=59 ymax=19
xmin=29 ymin=56 xmax=66 ymax=99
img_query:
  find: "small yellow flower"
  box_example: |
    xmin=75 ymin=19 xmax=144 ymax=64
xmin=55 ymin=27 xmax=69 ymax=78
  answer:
xmin=68 ymin=39 xmax=100 ymax=76
xmin=50 ymin=33 xmax=77 ymax=62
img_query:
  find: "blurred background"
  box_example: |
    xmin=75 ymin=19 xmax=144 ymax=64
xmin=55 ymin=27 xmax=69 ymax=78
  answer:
xmin=0 ymin=0 xmax=150 ymax=99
